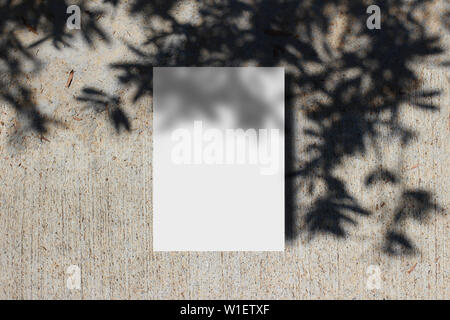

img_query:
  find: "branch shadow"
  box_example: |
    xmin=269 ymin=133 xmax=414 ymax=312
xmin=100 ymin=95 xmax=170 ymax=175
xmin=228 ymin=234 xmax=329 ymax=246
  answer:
xmin=76 ymin=87 xmax=131 ymax=133
xmin=106 ymin=0 xmax=445 ymax=255
xmin=0 ymin=0 xmax=109 ymax=143
xmin=0 ymin=0 xmax=447 ymax=255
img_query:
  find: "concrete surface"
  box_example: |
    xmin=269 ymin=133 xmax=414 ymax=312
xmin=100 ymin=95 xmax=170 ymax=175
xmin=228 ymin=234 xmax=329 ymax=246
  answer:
xmin=0 ymin=0 xmax=448 ymax=299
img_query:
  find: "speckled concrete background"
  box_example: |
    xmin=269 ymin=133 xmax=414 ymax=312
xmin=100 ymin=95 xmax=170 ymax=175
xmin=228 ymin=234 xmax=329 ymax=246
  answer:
xmin=0 ymin=0 xmax=448 ymax=299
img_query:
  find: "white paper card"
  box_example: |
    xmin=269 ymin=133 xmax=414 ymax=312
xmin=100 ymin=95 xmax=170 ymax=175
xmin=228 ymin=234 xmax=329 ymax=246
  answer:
xmin=153 ymin=67 xmax=284 ymax=251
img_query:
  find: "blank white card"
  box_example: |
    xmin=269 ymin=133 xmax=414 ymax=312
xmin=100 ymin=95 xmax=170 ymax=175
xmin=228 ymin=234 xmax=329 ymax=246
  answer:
xmin=153 ymin=67 xmax=284 ymax=251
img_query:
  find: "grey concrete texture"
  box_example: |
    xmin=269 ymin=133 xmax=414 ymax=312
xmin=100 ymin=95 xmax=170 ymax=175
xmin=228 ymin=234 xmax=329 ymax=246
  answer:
xmin=0 ymin=0 xmax=448 ymax=299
